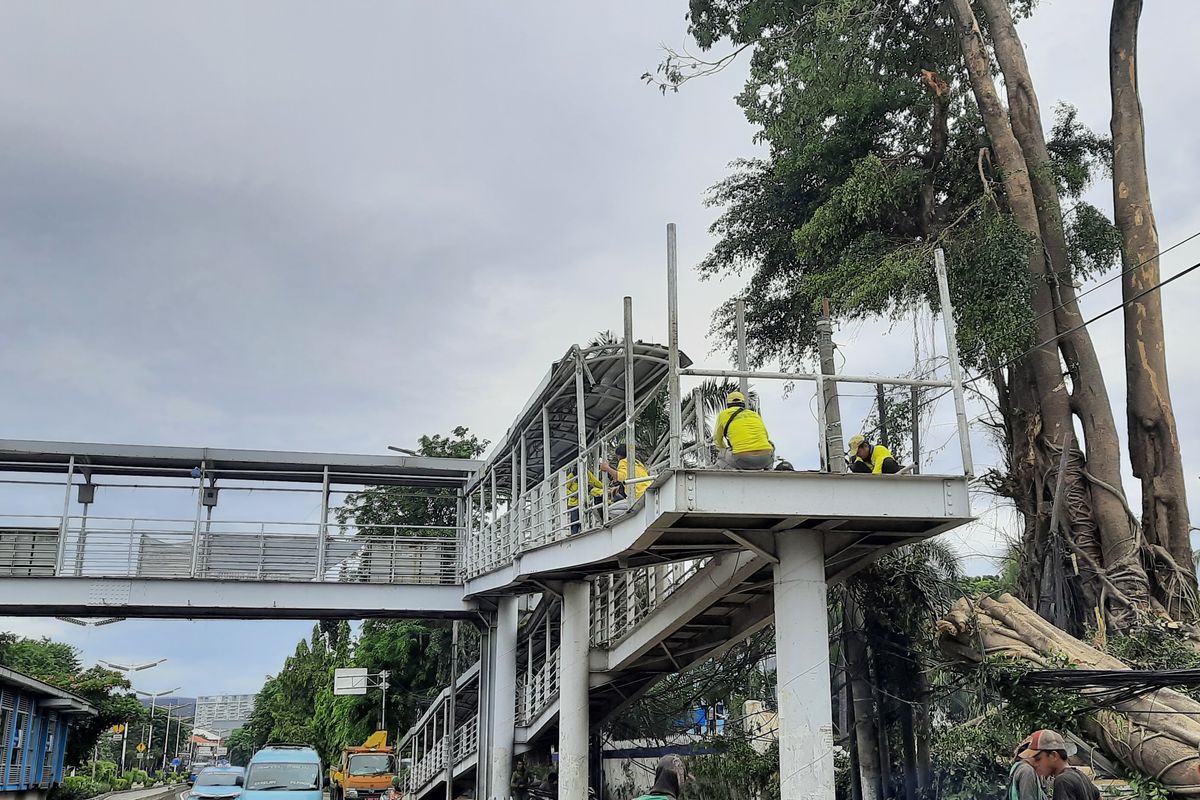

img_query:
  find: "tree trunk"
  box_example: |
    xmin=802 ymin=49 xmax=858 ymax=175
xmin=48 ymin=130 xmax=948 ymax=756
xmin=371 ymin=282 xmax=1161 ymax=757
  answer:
xmin=974 ymin=0 xmax=1151 ymax=609
xmin=870 ymin=651 xmax=893 ymax=797
xmin=939 ymin=594 xmax=1200 ymax=791
xmin=913 ymin=669 xmax=932 ymax=795
xmin=946 ymin=0 xmax=1153 ymax=621
xmin=899 ymin=702 xmax=918 ymax=800
xmin=845 ymin=662 xmax=864 ymax=800
xmin=844 ymin=600 xmax=883 ymax=800
xmin=1110 ymin=0 xmax=1196 ymax=602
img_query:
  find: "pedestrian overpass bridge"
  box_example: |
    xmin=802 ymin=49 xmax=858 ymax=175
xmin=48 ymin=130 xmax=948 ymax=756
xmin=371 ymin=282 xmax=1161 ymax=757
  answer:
xmin=0 ymin=237 xmax=976 ymax=800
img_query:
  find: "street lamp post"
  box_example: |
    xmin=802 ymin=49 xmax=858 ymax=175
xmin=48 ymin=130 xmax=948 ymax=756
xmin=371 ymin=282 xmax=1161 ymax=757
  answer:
xmin=98 ymin=659 xmax=166 ymax=775
xmin=160 ymin=704 xmax=187 ymax=771
xmin=136 ymin=688 xmax=180 ymax=773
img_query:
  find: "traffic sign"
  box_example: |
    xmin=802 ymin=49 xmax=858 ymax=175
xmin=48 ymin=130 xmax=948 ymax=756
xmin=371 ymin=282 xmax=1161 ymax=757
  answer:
xmin=136 ymin=742 xmax=146 ymax=753
xmin=334 ymin=667 xmax=369 ymax=695
xmin=111 ymin=724 xmax=125 ymax=734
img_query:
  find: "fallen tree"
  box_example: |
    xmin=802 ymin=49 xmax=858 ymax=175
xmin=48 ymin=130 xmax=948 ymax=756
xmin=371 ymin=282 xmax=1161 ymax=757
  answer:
xmin=938 ymin=594 xmax=1200 ymax=794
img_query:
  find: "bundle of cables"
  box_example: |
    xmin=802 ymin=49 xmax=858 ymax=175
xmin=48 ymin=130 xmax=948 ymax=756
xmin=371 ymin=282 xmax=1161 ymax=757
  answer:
xmin=1014 ymin=668 xmax=1200 ymax=706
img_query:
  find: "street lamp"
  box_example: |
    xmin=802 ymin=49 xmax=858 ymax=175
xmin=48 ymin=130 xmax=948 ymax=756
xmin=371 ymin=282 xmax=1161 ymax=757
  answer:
xmin=159 ymin=702 xmax=188 ymax=771
xmin=56 ymin=616 xmax=124 ymax=627
xmin=136 ymin=688 xmax=180 ymax=772
xmin=98 ymin=659 xmax=166 ymax=774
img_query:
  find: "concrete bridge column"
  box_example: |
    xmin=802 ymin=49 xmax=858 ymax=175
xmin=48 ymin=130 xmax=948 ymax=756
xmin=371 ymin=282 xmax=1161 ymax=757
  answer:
xmin=559 ymin=580 xmax=590 ymax=800
xmin=486 ymin=595 xmax=519 ymax=800
xmin=773 ymin=533 xmax=835 ymax=800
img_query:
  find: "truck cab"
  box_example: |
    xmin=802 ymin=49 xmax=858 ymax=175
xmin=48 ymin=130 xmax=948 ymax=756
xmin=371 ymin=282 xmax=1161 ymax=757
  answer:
xmin=329 ymin=732 xmax=396 ymax=800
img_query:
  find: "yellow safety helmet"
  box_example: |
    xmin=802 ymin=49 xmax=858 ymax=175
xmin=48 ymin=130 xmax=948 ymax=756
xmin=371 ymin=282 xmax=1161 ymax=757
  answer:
xmin=848 ymin=434 xmax=866 ymax=451
xmin=726 ymin=391 xmax=747 ymax=406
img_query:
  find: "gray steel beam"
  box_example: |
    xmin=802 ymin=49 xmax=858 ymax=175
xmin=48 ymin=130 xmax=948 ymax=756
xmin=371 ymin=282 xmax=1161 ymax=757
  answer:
xmin=0 ymin=577 xmax=476 ymax=619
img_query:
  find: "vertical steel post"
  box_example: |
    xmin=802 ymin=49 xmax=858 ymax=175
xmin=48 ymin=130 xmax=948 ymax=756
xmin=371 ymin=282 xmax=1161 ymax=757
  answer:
xmin=190 ymin=460 xmax=206 ymax=577
xmin=455 ymin=490 xmax=465 ymax=579
xmin=519 ymin=432 xmax=528 ymax=497
xmin=934 ymin=248 xmax=975 ymax=478
xmin=774 ymin=533 xmax=835 ymax=800
xmin=574 ymin=348 xmax=589 ymax=528
xmin=910 ymin=385 xmax=921 ymax=474
xmin=817 ymin=300 xmax=845 ymax=472
xmin=692 ymin=387 xmax=706 ymax=466
xmin=666 ymin=223 xmax=683 ymax=469
xmin=559 ymin=581 xmax=591 ymax=800
xmin=735 ymin=299 xmax=749 ymax=400
xmin=488 ymin=600 xmax=517 ymax=800
xmin=54 ymin=456 xmax=75 ymax=575
xmin=316 ymin=465 xmax=330 ymax=581
xmin=542 ymin=406 xmax=552 ymax=481
xmin=622 ymin=298 xmax=636 ymax=480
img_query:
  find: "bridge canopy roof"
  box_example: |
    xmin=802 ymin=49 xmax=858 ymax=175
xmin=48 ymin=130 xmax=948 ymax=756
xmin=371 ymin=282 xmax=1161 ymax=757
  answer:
xmin=0 ymin=439 xmax=481 ymax=488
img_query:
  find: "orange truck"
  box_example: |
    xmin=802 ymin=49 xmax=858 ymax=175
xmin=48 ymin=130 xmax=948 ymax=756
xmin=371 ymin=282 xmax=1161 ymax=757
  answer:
xmin=328 ymin=732 xmax=397 ymax=800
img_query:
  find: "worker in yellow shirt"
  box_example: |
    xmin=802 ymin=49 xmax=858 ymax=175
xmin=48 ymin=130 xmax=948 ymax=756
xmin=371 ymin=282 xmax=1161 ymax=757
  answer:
xmin=599 ymin=443 xmax=650 ymax=512
xmin=848 ymin=434 xmax=902 ymax=474
xmin=713 ymin=391 xmax=775 ymax=470
xmin=566 ymin=466 xmax=603 ymax=534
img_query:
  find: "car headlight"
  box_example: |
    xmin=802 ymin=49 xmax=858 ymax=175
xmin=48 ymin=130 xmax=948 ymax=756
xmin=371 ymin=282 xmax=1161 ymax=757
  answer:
xmin=346 ymin=790 xmax=359 ymax=798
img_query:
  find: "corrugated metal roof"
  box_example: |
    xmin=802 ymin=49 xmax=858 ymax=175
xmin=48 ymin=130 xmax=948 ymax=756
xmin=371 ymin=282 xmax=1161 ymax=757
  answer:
xmin=471 ymin=341 xmax=690 ymax=492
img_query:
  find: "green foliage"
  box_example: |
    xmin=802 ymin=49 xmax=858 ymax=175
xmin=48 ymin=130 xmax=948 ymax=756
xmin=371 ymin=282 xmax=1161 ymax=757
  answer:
xmin=51 ymin=776 xmax=108 ymax=800
xmin=928 ymin=720 xmax=1022 ymax=800
xmin=126 ymin=768 xmax=150 ymax=786
xmin=1128 ymin=773 xmax=1170 ymax=800
xmin=1107 ymin=626 xmax=1200 ymax=671
xmin=684 ymin=734 xmax=779 ymax=800
xmin=336 ymin=426 xmax=486 ymax=535
xmin=225 ymin=727 xmax=256 ymax=766
xmin=0 ymin=634 xmax=142 ymax=767
xmin=978 ymin=656 xmax=1090 ymax=734
xmin=958 ymin=574 xmax=1014 ymax=597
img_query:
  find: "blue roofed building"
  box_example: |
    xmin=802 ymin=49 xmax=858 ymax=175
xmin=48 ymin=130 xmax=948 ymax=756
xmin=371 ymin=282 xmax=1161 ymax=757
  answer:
xmin=0 ymin=665 xmax=96 ymax=800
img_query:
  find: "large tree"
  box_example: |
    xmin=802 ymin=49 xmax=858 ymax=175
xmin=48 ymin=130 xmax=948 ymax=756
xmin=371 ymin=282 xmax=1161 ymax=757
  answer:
xmin=0 ymin=634 xmax=144 ymax=767
xmin=662 ymin=0 xmax=1192 ymax=629
xmin=1108 ymin=0 xmax=1194 ymax=593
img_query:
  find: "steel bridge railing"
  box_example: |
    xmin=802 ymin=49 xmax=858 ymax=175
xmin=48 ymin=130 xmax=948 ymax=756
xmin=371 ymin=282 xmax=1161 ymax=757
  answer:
xmin=0 ymin=515 xmax=460 ymax=584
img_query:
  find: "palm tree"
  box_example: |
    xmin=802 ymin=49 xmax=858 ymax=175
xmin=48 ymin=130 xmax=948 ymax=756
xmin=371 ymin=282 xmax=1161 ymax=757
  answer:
xmin=587 ymin=330 xmax=753 ymax=467
xmin=839 ymin=541 xmax=963 ymax=800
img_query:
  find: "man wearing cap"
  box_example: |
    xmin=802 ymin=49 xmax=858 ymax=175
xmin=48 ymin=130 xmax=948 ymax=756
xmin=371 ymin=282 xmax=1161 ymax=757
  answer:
xmin=713 ymin=391 xmax=774 ymax=470
xmin=848 ymin=434 xmax=902 ymax=474
xmin=1020 ymin=730 xmax=1099 ymax=800
xmin=1008 ymin=741 xmax=1047 ymax=800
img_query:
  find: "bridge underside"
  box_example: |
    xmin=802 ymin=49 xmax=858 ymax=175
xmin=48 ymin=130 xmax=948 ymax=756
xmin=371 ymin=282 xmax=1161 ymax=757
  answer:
xmin=0 ymin=577 xmax=477 ymax=620
xmin=465 ymin=470 xmax=971 ymax=595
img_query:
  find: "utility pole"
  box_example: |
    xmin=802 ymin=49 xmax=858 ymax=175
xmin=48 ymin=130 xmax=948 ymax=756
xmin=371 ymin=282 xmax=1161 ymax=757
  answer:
xmin=817 ymin=299 xmax=846 ymax=472
xmin=137 ymin=689 xmax=180 ymax=772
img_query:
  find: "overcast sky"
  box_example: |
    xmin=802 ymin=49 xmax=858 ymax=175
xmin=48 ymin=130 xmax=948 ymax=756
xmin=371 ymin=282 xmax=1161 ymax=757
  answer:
xmin=2 ymin=1 xmax=1200 ymax=700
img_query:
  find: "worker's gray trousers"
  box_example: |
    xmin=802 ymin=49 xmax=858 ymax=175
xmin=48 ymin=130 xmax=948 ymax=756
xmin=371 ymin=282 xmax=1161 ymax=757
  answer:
xmin=718 ymin=449 xmax=775 ymax=470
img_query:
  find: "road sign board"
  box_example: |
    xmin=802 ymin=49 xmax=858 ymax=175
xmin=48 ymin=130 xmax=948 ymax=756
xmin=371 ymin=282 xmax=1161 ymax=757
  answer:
xmin=136 ymin=742 xmax=146 ymax=753
xmin=111 ymin=724 xmax=125 ymax=734
xmin=333 ymin=667 xmax=369 ymax=695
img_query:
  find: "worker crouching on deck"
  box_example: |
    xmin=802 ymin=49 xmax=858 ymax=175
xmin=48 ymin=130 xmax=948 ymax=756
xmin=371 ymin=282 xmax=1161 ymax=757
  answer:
xmin=848 ymin=434 xmax=902 ymax=474
xmin=599 ymin=443 xmax=649 ymax=513
xmin=714 ymin=391 xmax=775 ymax=470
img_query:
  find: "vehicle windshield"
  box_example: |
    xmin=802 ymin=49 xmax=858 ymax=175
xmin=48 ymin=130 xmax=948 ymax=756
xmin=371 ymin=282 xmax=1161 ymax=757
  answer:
xmin=196 ymin=772 xmax=242 ymax=787
xmin=348 ymin=754 xmax=393 ymax=776
xmin=245 ymin=763 xmax=320 ymax=791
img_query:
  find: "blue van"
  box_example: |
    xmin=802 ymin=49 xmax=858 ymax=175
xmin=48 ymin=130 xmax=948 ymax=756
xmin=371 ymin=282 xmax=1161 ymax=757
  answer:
xmin=242 ymin=745 xmax=325 ymax=800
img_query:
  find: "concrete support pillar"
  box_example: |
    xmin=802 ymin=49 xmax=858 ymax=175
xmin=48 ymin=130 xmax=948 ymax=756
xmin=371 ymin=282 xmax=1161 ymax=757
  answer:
xmin=773 ymin=533 xmax=835 ymax=800
xmin=487 ymin=596 xmax=519 ymax=800
xmin=559 ymin=581 xmax=591 ymax=800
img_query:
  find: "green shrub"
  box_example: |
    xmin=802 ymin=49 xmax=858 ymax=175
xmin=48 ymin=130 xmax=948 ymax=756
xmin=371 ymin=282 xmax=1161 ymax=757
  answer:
xmin=50 ymin=775 xmax=106 ymax=800
xmin=111 ymin=777 xmax=131 ymax=791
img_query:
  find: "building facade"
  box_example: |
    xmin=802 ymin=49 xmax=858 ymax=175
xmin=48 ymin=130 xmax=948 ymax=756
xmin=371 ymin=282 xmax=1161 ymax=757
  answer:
xmin=193 ymin=696 xmax=255 ymax=731
xmin=0 ymin=666 xmax=96 ymax=800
